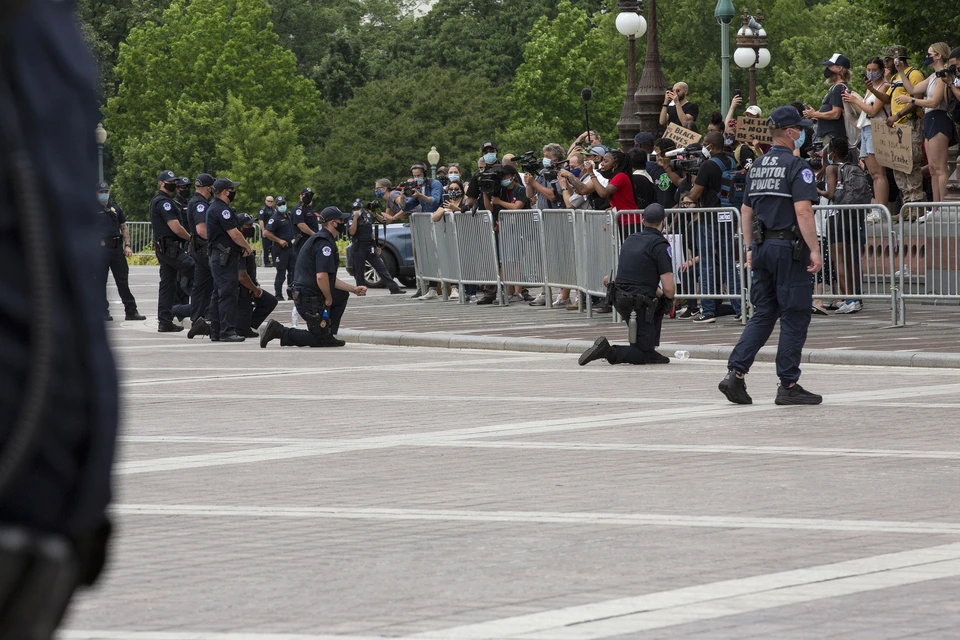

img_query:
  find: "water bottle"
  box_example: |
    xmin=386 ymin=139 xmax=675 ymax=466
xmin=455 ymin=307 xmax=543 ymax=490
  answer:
xmin=291 ymin=307 xmax=299 ymax=328
xmin=674 ymin=350 xmax=690 ymax=360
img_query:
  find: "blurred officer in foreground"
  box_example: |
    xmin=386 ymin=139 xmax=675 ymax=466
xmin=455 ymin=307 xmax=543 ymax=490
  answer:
xmin=97 ymin=182 xmax=145 ymax=322
xmin=578 ymin=204 xmax=674 ymax=366
xmin=0 ymin=1 xmax=119 ymax=637
xmin=260 ymin=206 xmax=366 ymax=348
xmin=348 ymin=198 xmax=405 ymax=294
xmin=206 ymin=177 xmax=252 ymax=343
xmin=235 ymin=214 xmax=278 ymax=337
xmin=719 ymin=106 xmax=823 ymax=406
xmin=150 ymin=169 xmax=193 ymax=332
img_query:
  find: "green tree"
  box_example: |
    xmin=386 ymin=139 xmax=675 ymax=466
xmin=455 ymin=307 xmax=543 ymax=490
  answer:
xmin=867 ymin=0 xmax=959 ymax=66
xmin=315 ymin=29 xmax=370 ymax=106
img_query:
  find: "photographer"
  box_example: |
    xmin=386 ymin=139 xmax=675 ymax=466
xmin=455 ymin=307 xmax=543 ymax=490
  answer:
xmin=349 ymin=198 xmax=405 ymax=295
xmin=659 ymin=82 xmax=699 ymax=128
xmin=467 ymin=141 xmax=500 ymax=207
xmin=653 ymin=138 xmax=684 ymax=207
xmin=945 ymin=48 xmax=960 ymax=103
xmin=373 ymin=178 xmax=409 ymax=223
xmin=399 ymin=162 xmax=443 ymax=214
xmin=476 ymin=165 xmax=530 ymax=305
xmin=524 ymin=143 xmax=566 ymax=210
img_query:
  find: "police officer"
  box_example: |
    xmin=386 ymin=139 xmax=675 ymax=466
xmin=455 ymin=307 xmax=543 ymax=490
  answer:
xmin=235 ymin=213 xmax=279 ymax=337
xmin=348 ymin=197 xmax=405 ymax=294
xmin=183 ymin=173 xmax=215 ymax=339
xmin=1 ymin=1 xmax=118 ymax=635
xmin=150 ymin=169 xmax=194 ymax=332
xmin=206 ymin=177 xmax=253 ymax=343
xmin=172 ymin=176 xmax=194 ymax=306
xmin=719 ymin=105 xmax=824 ymax=406
xmin=97 ymin=182 xmax=145 ymax=322
xmin=291 ymin=188 xmax=317 ymax=265
xmin=578 ymin=204 xmax=675 ymax=366
xmin=260 ymin=206 xmax=367 ymax=348
xmin=258 ymin=195 xmax=276 ymax=267
xmin=173 ymin=176 xmax=191 ymax=227
xmin=262 ymin=196 xmax=296 ymax=299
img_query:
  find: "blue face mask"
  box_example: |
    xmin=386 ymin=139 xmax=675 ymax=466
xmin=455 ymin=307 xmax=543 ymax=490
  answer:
xmin=375 ymin=188 xmax=384 ymax=197
xmin=448 ymin=173 xmax=460 ymax=182
xmin=542 ymin=158 xmax=552 ymax=168
xmin=97 ymin=193 xmax=110 ymax=204
xmin=278 ymin=205 xmax=287 ymax=213
xmin=795 ymin=129 xmax=806 ymax=150
xmin=571 ymin=168 xmax=582 ymax=178
xmin=483 ymin=152 xmax=497 ymax=164
xmin=924 ymin=56 xmax=935 ymax=66
xmin=500 ymin=178 xmax=512 ymax=187
xmin=415 ymin=177 xmax=425 ymax=185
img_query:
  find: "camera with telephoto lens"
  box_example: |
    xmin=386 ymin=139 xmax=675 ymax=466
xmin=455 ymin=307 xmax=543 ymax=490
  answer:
xmin=935 ymin=64 xmax=958 ymax=78
xmin=478 ymin=165 xmax=503 ymax=195
xmin=367 ymin=199 xmax=381 ymax=211
xmin=807 ymin=141 xmax=825 ymax=170
xmin=519 ymin=151 xmax=541 ymax=176
xmin=403 ymin=180 xmax=416 ymax=198
xmin=666 ymin=143 xmax=707 ymax=174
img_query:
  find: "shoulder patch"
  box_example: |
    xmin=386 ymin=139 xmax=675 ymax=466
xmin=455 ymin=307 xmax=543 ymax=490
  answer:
xmin=666 ymin=245 xmax=673 ymax=259
xmin=197 ymin=203 xmax=206 ymax=212
xmin=321 ymin=246 xmax=333 ymax=256
xmin=222 ymin=210 xmax=232 ymax=220
xmin=801 ymin=168 xmax=815 ymax=184
xmin=163 ymin=202 xmax=172 ymax=211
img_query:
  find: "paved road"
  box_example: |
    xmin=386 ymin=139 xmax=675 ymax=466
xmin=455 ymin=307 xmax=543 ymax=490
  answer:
xmin=59 ymin=270 xmax=960 ymax=639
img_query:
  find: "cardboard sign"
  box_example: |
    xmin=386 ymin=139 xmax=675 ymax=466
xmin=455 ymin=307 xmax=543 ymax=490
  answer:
xmin=871 ymin=118 xmax=913 ymax=173
xmin=735 ymin=116 xmax=773 ymax=144
xmin=664 ymin=233 xmax=687 ymax=279
xmin=663 ymin=123 xmax=703 ymax=147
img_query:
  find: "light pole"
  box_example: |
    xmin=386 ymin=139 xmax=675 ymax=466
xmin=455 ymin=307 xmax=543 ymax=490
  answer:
xmin=633 ymin=0 xmax=667 ymax=136
xmin=614 ymin=0 xmax=647 ymax=150
xmin=95 ymin=122 xmax=108 ymax=184
xmin=715 ymin=0 xmax=736 ymax=117
xmin=427 ymin=146 xmax=440 ymax=181
xmin=734 ymin=11 xmax=770 ymax=107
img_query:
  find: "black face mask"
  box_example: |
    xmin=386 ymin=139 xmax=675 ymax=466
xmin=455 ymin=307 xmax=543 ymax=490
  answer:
xmin=823 ymin=67 xmax=835 ymax=79
xmin=226 ymin=190 xmax=236 ymax=202
xmin=241 ymin=226 xmax=255 ymax=238
xmin=177 ymin=188 xmax=190 ymax=199
xmin=448 ymin=191 xmax=462 ymax=198
xmin=302 ymin=194 xmax=313 ymax=205
xmin=163 ymin=182 xmax=177 ymax=194
xmin=599 ymin=169 xmax=614 ymax=179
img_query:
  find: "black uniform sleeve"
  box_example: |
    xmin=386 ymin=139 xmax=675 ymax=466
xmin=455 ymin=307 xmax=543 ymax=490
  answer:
xmin=314 ymin=241 xmax=338 ymax=275
xmin=789 ymin=159 xmax=819 ymax=204
xmin=654 ymin=241 xmax=673 ymax=277
xmin=217 ymin=207 xmax=240 ymax=231
xmin=155 ymin=198 xmax=178 ymax=223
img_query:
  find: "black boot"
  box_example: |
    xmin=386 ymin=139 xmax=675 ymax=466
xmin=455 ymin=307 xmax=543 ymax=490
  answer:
xmin=158 ymin=321 xmax=184 ymax=333
xmin=578 ymin=337 xmax=614 ymax=366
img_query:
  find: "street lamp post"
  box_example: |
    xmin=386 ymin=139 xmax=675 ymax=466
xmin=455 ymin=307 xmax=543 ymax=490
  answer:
xmin=715 ymin=0 xmax=736 ymax=117
xmin=734 ymin=11 xmax=770 ymax=106
xmin=633 ymin=0 xmax=667 ymax=136
xmin=427 ymin=146 xmax=440 ymax=181
xmin=95 ymin=122 xmax=108 ymax=184
xmin=615 ymin=0 xmax=647 ymax=151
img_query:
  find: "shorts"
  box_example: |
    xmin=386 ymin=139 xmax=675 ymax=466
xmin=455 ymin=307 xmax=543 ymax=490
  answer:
xmin=826 ymin=211 xmax=866 ymax=248
xmin=924 ymin=110 xmax=956 ymax=142
xmin=859 ymin=125 xmax=874 ymax=157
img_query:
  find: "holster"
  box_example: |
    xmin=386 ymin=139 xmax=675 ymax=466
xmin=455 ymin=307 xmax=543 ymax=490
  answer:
xmin=213 ymin=244 xmax=239 ymax=267
xmin=106 ymin=236 xmax=122 ymax=249
xmin=189 ymin=235 xmax=208 ymax=256
xmin=605 ymin=273 xmax=616 ymax=307
xmin=752 ymin=218 xmax=766 ymax=245
xmin=292 ymin=290 xmax=330 ymax=336
xmin=154 ymin=236 xmax=182 ymax=256
xmin=790 ymin=225 xmax=805 ymax=262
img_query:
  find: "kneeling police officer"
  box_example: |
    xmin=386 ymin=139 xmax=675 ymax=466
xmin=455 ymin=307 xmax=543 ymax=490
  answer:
xmin=260 ymin=206 xmax=366 ymax=348
xmin=579 ymin=204 xmax=674 ymax=366
xmin=235 ymin=214 xmax=279 ymax=338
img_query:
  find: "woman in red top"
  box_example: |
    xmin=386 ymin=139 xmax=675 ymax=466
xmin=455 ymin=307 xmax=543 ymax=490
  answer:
xmin=589 ymin=149 xmax=639 ymax=231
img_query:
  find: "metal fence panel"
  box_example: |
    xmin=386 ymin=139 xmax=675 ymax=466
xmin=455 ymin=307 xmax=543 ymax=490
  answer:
xmin=898 ymin=202 xmax=960 ymax=319
xmin=125 ymin=220 xmax=264 ymax=266
xmin=434 ymin=212 xmax=461 ymax=287
xmin=452 ymin=210 xmax=501 ymax=295
xmin=576 ymin=210 xmax=617 ymax=315
xmin=499 ymin=210 xmax=545 ymax=288
xmin=410 ymin=212 xmax=442 ymax=293
xmin=541 ymin=210 xmax=578 ymax=308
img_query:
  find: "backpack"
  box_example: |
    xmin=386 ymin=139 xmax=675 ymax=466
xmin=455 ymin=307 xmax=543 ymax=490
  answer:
xmin=835 ymin=162 xmax=873 ymax=205
xmin=630 ymin=172 xmax=658 ymax=209
xmin=709 ymin=155 xmax=746 ymax=209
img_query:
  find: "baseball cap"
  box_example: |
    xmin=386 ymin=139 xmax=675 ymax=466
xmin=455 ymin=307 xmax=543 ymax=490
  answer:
xmin=634 ymin=132 xmax=655 ymax=147
xmin=768 ymin=105 xmax=813 ymax=129
xmin=195 ymin=173 xmax=215 ymax=187
xmin=236 ymin=213 xmax=255 ymax=226
xmin=97 ymin=181 xmax=109 ymax=192
xmin=301 ymin=187 xmax=313 ymax=196
xmin=642 ymin=203 xmax=667 ymax=224
xmin=352 ymin=198 xmax=363 ymax=210
xmin=481 ymin=141 xmax=498 ymax=151
xmin=175 ymin=176 xmax=191 ymax=188
xmin=158 ymin=169 xmax=177 ymax=183
xmin=586 ymin=145 xmax=607 ymax=157
xmin=275 ymin=196 xmax=286 ymax=206
xmin=822 ymin=53 xmax=851 ymax=69
xmin=883 ymin=45 xmax=907 ymax=59
xmin=212 ymin=177 xmax=240 ymax=192
xmin=319 ymin=206 xmax=348 ymax=222
xmin=500 ymin=164 xmax=519 ymax=177
xmin=744 ymin=105 xmax=763 ymax=117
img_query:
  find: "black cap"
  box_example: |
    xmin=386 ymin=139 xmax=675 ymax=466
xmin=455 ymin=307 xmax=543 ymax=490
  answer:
xmin=158 ymin=170 xmax=177 ymax=183
xmin=768 ymin=105 xmax=813 ymax=130
xmin=500 ymin=164 xmax=519 ymax=177
xmin=236 ymin=213 xmax=255 ymax=226
xmin=301 ymin=187 xmax=313 ymax=196
xmin=195 ymin=173 xmax=215 ymax=187
xmin=642 ymin=203 xmax=667 ymax=224
xmin=352 ymin=198 xmax=363 ymax=210
xmin=822 ymin=53 xmax=851 ymax=69
xmin=97 ymin=181 xmax=110 ymax=192
xmin=275 ymin=196 xmax=286 ymax=205
xmin=481 ymin=141 xmax=498 ymax=151
xmin=175 ymin=176 xmax=191 ymax=188
xmin=319 ymin=206 xmax=348 ymax=222
xmin=212 ymin=178 xmax=240 ymax=192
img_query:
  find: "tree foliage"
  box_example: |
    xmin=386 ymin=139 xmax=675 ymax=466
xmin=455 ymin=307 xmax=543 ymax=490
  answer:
xmin=866 ymin=0 xmax=959 ymax=66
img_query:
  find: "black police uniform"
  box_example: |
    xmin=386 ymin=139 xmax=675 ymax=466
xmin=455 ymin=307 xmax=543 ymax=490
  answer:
xmin=278 ymin=229 xmax=349 ymax=347
xmin=98 ymin=200 xmax=140 ymax=318
xmin=150 ymin=189 xmax=194 ymax=325
xmin=1 ymin=0 xmax=118 ymax=631
xmin=172 ymin=193 xmax=192 ymax=304
xmin=205 ymin=198 xmax=245 ymax=340
xmin=350 ymin=208 xmax=402 ymax=292
xmin=258 ymin=204 xmax=275 ymax=265
xmin=266 ymin=208 xmax=296 ymax=298
xmin=236 ymin=251 xmax=278 ymax=336
xmin=727 ymin=145 xmax=819 ymax=384
xmin=292 ymin=201 xmax=317 ymax=255
xmin=185 ymin=193 xmax=213 ymax=324
xmin=610 ymin=227 xmax=673 ymax=363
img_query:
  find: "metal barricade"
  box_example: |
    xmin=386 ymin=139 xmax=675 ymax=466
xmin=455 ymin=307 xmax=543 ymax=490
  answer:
xmin=435 ymin=212 xmax=462 ymax=299
xmin=813 ymin=204 xmax=899 ymax=325
xmin=498 ymin=210 xmax=545 ymax=292
xmin=126 ymin=221 xmax=155 ymax=257
xmin=453 ymin=210 xmax=503 ymax=303
xmin=410 ymin=212 xmax=442 ymax=296
xmin=541 ymin=210 xmax=578 ymax=308
xmin=575 ymin=210 xmax=618 ymax=316
xmin=897 ymin=202 xmax=960 ymax=320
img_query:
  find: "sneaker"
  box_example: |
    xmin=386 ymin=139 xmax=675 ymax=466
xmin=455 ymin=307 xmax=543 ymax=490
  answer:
xmin=187 ymin=317 xmax=210 ymax=339
xmin=390 ymin=288 xmax=407 ymax=295
xmin=594 ymin=303 xmax=612 ymax=314
xmin=677 ymin=306 xmax=699 ymax=319
xmin=529 ymin=293 xmax=546 ymax=306
xmin=866 ymin=211 xmax=881 ymax=223
xmin=719 ymin=370 xmax=752 ymax=405
xmin=410 ymin=289 xmax=424 ymax=298
xmin=917 ymin=208 xmax=936 ymax=223
xmin=733 ymin=314 xmax=742 ymax=321
xmin=508 ymin=293 xmax=524 ymax=303
xmin=578 ymin=337 xmax=613 ymax=366
xmin=692 ymin=313 xmax=716 ymax=324
xmin=448 ymin=289 xmax=459 ymax=299
xmin=418 ymin=290 xmax=439 ymax=300
xmin=259 ymin=318 xmax=283 ymax=348
xmin=552 ymin=295 xmax=570 ymax=307
xmin=220 ymin=334 xmax=245 ymax=343
xmin=775 ymin=383 xmax=823 ymax=405
xmin=566 ymin=299 xmax=580 ymax=311
xmin=835 ymin=300 xmax=862 ymax=314
xmin=522 ymin=292 xmax=535 ymax=302
xmin=468 ymin=295 xmax=478 ymax=303
xmin=158 ymin=322 xmax=184 ymax=333
xmin=476 ymin=295 xmax=495 ymax=305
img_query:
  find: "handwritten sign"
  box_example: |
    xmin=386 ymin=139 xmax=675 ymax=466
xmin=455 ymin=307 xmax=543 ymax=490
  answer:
xmin=871 ymin=118 xmax=913 ymax=173
xmin=735 ymin=116 xmax=773 ymax=144
xmin=663 ymin=123 xmax=702 ymax=147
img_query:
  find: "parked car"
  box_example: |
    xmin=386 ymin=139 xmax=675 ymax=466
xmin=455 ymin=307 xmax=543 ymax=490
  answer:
xmin=345 ymin=223 xmax=416 ymax=288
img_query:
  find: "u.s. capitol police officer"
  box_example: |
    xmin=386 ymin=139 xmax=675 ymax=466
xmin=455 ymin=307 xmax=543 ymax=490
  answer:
xmin=719 ymin=105 xmax=824 ymax=406
xmin=1 ymin=1 xmax=118 ymax=635
xmin=260 ymin=206 xmax=367 ymax=348
xmin=206 ymin=177 xmax=253 ymax=343
xmin=348 ymin=197 xmax=405 ymax=294
xmin=97 ymin=182 xmax=145 ymax=321
xmin=262 ymin=196 xmax=296 ymax=299
xmin=235 ymin=213 xmax=278 ymax=338
xmin=578 ymin=204 xmax=675 ymax=366
xmin=258 ymin=195 xmax=276 ymax=267
xmin=181 ymin=173 xmax=215 ymax=338
xmin=291 ymin=187 xmax=316 ymax=248
xmin=150 ymin=169 xmax=194 ymax=332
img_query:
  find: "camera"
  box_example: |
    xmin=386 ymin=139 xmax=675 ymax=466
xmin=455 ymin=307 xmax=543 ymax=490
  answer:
xmin=935 ymin=64 xmax=958 ymax=78
xmin=807 ymin=141 xmax=825 ymax=171
xmin=519 ymin=151 xmax=541 ymax=176
xmin=478 ymin=164 xmax=503 ymax=195
xmin=666 ymin=143 xmax=707 ymax=174
xmin=367 ymin=200 xmax=381 ymax=211
xmin=403 ymin=180 xmax=416 ymax=198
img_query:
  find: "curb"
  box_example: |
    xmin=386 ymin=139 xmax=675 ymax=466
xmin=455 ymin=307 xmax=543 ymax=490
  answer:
xmin=337 ymin=329 xmax=960 ymax=369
